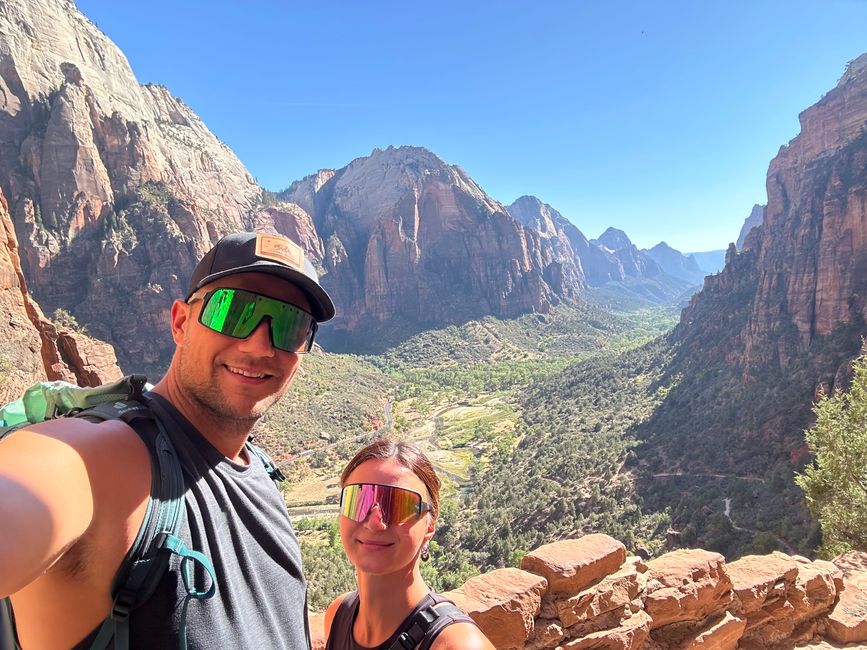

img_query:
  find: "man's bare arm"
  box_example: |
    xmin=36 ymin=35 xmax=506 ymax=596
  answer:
xmin=0 ymin=418 xmax=148 ymax=597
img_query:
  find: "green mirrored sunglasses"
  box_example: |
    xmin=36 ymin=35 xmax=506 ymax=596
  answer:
xmin=191 ymin=287 xmax=317 ymax=353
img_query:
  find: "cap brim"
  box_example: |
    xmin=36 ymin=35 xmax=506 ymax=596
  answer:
xmin=187 ymin=262 xmax=336 ymax=322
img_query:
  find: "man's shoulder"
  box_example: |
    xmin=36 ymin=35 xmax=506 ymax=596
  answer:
xmin=19 ymin=414 xmax=151 ymax=479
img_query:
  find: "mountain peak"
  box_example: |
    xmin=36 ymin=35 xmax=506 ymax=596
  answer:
xmin=593 ymin=227 xmax=633 ymax=252
xmin=506 ymin=195 xmax=568 ymax=238
xmin=649 ymin=241 xmax=678 ymax=254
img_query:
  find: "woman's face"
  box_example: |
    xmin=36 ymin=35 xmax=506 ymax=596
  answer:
xmin=339 ymin=457 xmax=436 ymax=577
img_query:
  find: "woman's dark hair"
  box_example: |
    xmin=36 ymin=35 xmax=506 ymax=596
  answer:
xmin=340 ymin=438 xmax=441 ymax=519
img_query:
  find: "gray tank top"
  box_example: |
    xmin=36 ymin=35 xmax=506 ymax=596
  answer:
xmin=74 ymin=393 xmax=310 ymax=649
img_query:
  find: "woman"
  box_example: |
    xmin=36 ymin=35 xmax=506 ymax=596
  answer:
xmin=324 ymin=438 xmax=494 ymax=650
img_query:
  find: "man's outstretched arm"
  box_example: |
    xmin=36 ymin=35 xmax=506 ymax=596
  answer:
xmin=0 ymin=418 xmax=148 ymax=597
xmin=0 ymin=421 xmax=97 ymax=596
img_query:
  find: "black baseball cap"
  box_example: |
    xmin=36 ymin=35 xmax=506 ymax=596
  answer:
xmin=186 ymin=232 xmax=335 ymax=322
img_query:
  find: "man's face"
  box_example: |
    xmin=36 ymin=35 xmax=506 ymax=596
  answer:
xmin=170 ymin=272 xmax=312 ymax=424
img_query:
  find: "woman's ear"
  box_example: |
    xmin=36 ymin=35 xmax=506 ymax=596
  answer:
xmin=423 ymin=515 xmax=436 ymax=545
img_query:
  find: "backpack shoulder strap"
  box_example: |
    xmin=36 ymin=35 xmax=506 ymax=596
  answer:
xmin=387 ymin=594 xmax=477 ymax=650
xmin=417 ymin=601 xmax=477 ymax=650
xmin=83 ymin=393 xmax=216 ymax=650
xmin=246 ymin=438 xmax=287 ymax=483
xmin=388 ymin=593 xmax=439 ymax=650
xmin=0 ymin=597 xmax=19 ymax=650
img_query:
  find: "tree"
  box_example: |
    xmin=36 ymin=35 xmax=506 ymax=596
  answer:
xmin=795 ymin=352 xmax=867 ymax=557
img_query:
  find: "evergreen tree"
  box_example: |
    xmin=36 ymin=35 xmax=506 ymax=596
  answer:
xmin=795 ymin=352 xmax=867 ymax=557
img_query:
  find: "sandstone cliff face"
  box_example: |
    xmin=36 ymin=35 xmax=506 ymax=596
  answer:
xmin=0 ymin=0 xmax=314 ymax=373
xmin=678 ymin=54 xmax=867 ymax=374
xmin=282 ymin=148 xmax=584 ymax=346
xmin=0 ymin=184 xmax=120 ymax=401
xmin=745 ymin=54 xmax=867 ymax=367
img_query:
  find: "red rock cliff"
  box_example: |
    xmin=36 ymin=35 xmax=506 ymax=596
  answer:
xmin=678 ymin=54 xmax=867 ymax=374
xmin=0 ymin=184 xmax=121 ymax=401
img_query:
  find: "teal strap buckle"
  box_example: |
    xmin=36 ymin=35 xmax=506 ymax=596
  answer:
xmin=158 ymin=533 xmax=217 ymax=649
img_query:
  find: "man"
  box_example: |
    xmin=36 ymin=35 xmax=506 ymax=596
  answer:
xmin=0 ymin=231 xmax=334 ymax=648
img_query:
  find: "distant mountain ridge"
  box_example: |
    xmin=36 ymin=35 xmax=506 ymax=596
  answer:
xmin=643 ymin=242 xmax=706 ymax=285
xmin=687 ymin=249 xmax=726 ymax=275
xmin=506 ymin=199 xmax=704 ymax=307
xmin=0 ymin=0 xmax=716 ymax=363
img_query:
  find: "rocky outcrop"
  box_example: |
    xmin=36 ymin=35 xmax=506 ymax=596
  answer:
xmin=0 ymin=0 xmax=318 ymax=373
xmin=736 ymin=204 xmax=765 ymax=251
xmin=306 ymin=537 xmax=867 ymax=649
xmin=0 ymin=184 xmax=121 ymax=402
xmin=280 ymin=148 xmax=585 ymax=348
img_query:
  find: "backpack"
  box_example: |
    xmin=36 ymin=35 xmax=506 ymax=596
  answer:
xmin=0 ymin=375 xmax=284 ymax=650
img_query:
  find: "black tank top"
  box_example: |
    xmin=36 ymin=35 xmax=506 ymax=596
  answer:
xmin=326 ymin=590 xmax=475 ymax=650
xmin=73 ymin=393 xmax=310 ymax=649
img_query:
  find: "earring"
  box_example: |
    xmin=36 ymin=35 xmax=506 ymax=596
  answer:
xmin=420 ymin=544 xmax=430 ymax=562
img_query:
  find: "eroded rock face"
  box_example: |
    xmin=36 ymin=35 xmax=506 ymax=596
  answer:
xmin=643 ymin=549 xmax=733 ymax=631
xmin=0 ymin=185 xmax=121 ymax=400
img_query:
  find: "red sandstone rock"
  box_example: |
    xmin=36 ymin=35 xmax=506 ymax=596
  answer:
xmin=524 ymin=618 xmax=564 ymax=650
xmin=281 ymin=146 xmax=584 ymax=340
xmin=555 ymin=559 xmax=647 ymax=627
xmin=826 ymin=577 xmax=867 ymax=644
xmin=559 ymin=610 xmax=651 ymax=650
xmin=644 ymin=549 xmax=733 ymax=630
xmin=671 ymin=51 xmax=867 ymax=444
xmin=789 ymin=561 xmax=841 ymax=624
xmin=0 ymin=187 xmax=121 ymax=398
xmin=727 ymin=552 xmax=798 ymax=614
xmin=444 ymin=567 xmax=548 ymax=649
xmin=308 ymin=612 xmax=326 ymax=650
xmin=833 ymin=551 xmax=867 ymax=579
xmin=520 ymin=534 xmax=627 ymax=596
xmin=683 ymin=611 xmax=746 ymax=649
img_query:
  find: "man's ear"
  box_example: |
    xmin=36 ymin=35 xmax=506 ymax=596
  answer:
xmin=170 ymin=299 xmax=192 ymax=345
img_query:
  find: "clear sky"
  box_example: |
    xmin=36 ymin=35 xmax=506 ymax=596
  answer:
xmin=74 ymin=0 xmax=867 ymax=253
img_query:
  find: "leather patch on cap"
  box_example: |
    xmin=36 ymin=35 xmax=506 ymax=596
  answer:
xmin=255 ymin=233 xmax=304 ymax=271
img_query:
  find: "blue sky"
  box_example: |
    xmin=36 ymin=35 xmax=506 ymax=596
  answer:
xmin=75 ymin=1 xmax=867 ymax=252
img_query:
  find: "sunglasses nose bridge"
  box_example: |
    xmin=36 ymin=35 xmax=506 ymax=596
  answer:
xmin=363 ymin=502 xmax=389 ymax=529
xmin=237 ymin=315 xmax=276 ymax=351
